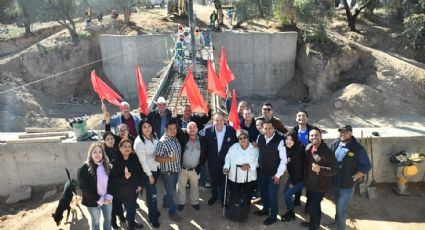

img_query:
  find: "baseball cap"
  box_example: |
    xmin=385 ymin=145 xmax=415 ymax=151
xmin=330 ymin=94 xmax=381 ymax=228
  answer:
xmin=338 ymin=124 xmax=352 ymax=132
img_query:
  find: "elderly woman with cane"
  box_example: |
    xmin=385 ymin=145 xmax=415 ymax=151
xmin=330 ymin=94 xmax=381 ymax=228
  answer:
xmin=223 ymin=130 xmax=259 ymax=221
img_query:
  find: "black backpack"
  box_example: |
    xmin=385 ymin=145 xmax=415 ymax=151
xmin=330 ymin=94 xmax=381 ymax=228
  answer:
xmin=225 ymin=166 xmax=249 ymax=222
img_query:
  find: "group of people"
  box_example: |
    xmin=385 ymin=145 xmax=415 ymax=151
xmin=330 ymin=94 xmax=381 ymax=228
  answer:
xmin=77 ymin=95 xmax=371 ymax=230
xmin=175 ymin=24 xmax=205 ymax=76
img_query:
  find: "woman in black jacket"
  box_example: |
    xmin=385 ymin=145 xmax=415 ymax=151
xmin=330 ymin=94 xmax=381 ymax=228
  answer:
xmin=78 ymin=143 xmax=113 ymax=230
xmin=281 ymin=130 xmax=306 ymax=222
xmin=109 ymin=139 xmax=144 ymax=230
xmin=102 ymin=131 xmax=126 ymax=228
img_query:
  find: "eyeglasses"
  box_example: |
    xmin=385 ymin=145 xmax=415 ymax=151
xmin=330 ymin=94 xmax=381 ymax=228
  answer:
xmin=262 ymin=108 xmax=272 ymax=111
xmin=195 ymin=30 xmax=200 ymax=32
xmin=119 ymin=129 xmax=128 ymax=132
xmin=238 ymin=136 xmax=248 ymax=140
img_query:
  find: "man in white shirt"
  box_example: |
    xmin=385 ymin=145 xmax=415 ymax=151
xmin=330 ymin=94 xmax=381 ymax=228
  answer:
xmin=200 ymin=113 xmax=237 ymax=206
xmin=254 ymin=120 xmax=287 ymax=225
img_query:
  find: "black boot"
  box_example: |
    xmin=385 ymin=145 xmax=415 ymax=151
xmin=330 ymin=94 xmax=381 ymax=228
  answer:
xmin=281 ymin=210 xmax=295 ymax=222
xmin=127 ymin=220 xmax=143 ymax=230
xmin=127 ymin=220 xmax=135 ymax=230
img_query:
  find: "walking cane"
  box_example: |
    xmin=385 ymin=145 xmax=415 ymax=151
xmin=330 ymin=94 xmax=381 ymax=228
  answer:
xmin=222 ymin=174 xmax=228 ymax=217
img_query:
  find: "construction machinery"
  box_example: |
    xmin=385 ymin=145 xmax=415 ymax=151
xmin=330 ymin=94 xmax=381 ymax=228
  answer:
xmin=389 ymin=151 xmax=425 ymax=195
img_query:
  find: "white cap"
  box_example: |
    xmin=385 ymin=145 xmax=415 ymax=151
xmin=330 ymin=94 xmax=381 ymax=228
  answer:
xmin=156 ymin=96 xmax=167 ymax=104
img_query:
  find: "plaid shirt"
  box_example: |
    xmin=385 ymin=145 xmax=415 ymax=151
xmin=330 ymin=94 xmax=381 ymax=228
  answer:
xmin=156 ymin=135 xmax=181 ymax=173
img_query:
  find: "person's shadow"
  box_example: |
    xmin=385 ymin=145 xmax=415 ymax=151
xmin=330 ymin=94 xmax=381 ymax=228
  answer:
xmin=68 ymin=205 xmax=89 ymax=230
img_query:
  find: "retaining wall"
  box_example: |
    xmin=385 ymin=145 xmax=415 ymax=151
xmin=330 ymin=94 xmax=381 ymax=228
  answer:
xmin=99 ymin=31 xmax=298 ymax=99
xmin=1 ymin=127 xmax=424 ymax=196
xmin=99 ymin=34 xmax=175 ymax=99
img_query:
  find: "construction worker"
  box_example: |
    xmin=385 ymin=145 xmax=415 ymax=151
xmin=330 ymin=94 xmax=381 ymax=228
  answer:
xmin=210 ymin=10 xmax=218 ymax=29
xmin=177 ymin=24 xmax=185 ymax=34
xmin=175 ymin=33 xmax=185 ymax=77
xmin=193 ymin=27 xmax=204 ymax=60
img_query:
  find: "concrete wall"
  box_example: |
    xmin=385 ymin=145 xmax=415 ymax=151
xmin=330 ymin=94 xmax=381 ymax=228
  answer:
xmin=322 ymin=127 xmax=425 ymax=184
xmin=212 ymin=32 xmax=298 ymax=98
xmin=0 ymin=142 xmax=91 ymax=196
xmin=100 ymin=32 xmax=298 ymax=99
xmin=1 ymin=127 xmax=424 ymax=196
xmin=99 ymin=34 xmax=175 ymax=99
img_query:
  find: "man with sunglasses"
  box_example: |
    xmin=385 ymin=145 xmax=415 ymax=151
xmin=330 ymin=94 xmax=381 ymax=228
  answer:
xmin=327 ymin=125 xmax=371 ymax=230
xmin=255 ymin=102 xmax=288 ymax=135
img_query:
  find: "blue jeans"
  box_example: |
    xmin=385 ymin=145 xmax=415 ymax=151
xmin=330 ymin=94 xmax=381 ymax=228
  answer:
xmin=87 ymin=204 xmax=112 ymax=230
xmin=283 ymin=178 xmax=304 ymax=211
xmin=162 ymin=171 xmax=179 ymax=214
xmin=122 ymin=197 xmax=137 ymax=223
xmin=308 ymin=191 xmax=325 ymax=230
xmin=144 ymin=171 xmax=160 ymax=224
xmin=259 ymin=172 xmax=280 ymax=218
xmin=335 ymin=187 xmax=354 ymax=230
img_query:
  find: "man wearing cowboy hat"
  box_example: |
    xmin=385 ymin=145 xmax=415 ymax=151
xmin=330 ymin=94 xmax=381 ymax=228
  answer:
xmin=147 ymin=96 xmax=172 ymax=137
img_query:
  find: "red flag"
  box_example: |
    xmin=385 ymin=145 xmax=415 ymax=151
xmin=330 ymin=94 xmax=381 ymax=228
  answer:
xmin=207 ymin=58 xmax=226 ymax=99
xmin=136 ymin=65 xmax=149 ymax=115
xmin=219 ymin=46 xmax=235 ymax=87
xmin=228 ymin=89 xmax=240 ymax=131
xmin=90 ymin=70 xmax=122 ymax=108
xmin=180 ymin=67 xmax=209 ymax=115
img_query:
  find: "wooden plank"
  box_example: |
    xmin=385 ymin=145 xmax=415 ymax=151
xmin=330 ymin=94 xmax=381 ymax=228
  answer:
xmin=6 ymin=136 xmax=65 ymax=144
xmin=18 ymin=132 xmax=69 ymax=139
xmin=25 ymin=127 xmax=68 ymax=133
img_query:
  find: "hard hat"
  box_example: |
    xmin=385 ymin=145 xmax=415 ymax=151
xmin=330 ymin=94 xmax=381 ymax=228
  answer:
xmin=403 ymin=165 xmax=418 ymax=177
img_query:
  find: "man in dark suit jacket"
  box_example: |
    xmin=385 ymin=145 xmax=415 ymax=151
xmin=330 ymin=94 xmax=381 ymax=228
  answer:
xmin=200 ymin=112 xmax=237 ymax=206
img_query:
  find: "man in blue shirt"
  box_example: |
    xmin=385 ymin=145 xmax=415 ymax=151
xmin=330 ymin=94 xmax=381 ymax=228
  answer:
xmin=329 ymin=125 xmax=371 ymax=230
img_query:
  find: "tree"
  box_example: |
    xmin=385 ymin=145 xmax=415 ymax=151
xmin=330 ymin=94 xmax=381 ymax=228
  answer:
xmin=274 ymin=0 xmax=333 ymax=43
xmin=41 ymin=0 xmax=79 ymax=44
xmin=0 ymin=0 xmax=18 ymax=23
xmin=342 ymin=0 xmax=375 ymax=32
xmin=17 ymin=0 xmax=40 ymax=35
xmin=113 ymin=0 xmax=136 ymax=24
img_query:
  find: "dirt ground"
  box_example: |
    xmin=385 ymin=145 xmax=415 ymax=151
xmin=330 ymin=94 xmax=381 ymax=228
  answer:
xmin=1 ymin=180 xmax=424 ymax=230
xmin=1 ymin=3 xmax=425 ymax=229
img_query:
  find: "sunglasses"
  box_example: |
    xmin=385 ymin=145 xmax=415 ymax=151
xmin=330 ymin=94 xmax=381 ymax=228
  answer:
xmin=238 ymin=136 xmax=248 ymax=140
xmin=262 ymin=108 xmax=272 ymax=111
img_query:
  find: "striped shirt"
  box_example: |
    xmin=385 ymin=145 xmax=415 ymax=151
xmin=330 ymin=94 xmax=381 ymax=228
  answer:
xmin=156 ymin=135 xmax=181 ymax=173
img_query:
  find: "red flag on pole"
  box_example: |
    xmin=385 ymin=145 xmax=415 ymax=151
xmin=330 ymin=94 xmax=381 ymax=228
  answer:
xmin=207 ymin=58 xmax=226 ymax=99
xmin=90 ymin=70 xmax=122 ymax=108
xmin=219 ymin=46 xmax=235 ymax=87
xmin=180 ymin=67 xmax=209 ymax=115
xmin=228 ymin=89 xmax=240 ymax=131
xmin=136 ymin=64 xmax=149 ymax=115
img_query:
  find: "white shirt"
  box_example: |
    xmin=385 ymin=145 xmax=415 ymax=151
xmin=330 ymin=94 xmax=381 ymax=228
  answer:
xmin=215 ymin=125 xmax=226 ymax=153
xmin=256 ymin=132 xmax=287 ymax=178
xmin=223 ymin=143 xmax=259 ymax=183
xmin=134 ymin=136 xmax=160 ymax=176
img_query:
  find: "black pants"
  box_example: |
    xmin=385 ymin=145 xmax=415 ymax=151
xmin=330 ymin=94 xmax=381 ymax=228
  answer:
xmin=228 ymin=180 xmax=255 ymax=208
xmin=111 ymin=198 xmax=125 ymax=224
xmin=210 ymin=169 xmax=226 ymax=203
xmin=308 ymin=191 xmax=325 ymax=230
